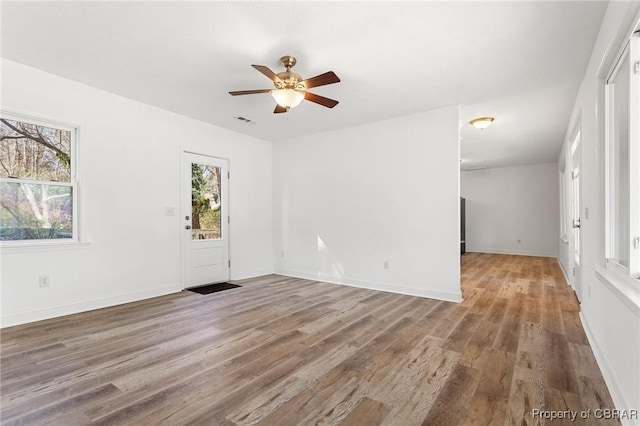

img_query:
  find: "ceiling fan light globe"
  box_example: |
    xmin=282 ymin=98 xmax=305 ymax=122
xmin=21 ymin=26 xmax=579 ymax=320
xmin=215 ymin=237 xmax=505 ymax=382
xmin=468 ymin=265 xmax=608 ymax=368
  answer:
xmin=271 ymin=89 xmax=305 ymax=109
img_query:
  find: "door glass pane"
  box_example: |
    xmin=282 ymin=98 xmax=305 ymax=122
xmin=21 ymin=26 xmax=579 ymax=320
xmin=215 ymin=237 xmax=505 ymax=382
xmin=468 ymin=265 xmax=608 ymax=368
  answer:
xmin=0 ymin=181 xmax=73 ymax=240
xmin=191 ymin=163 xmax=221 ymax=240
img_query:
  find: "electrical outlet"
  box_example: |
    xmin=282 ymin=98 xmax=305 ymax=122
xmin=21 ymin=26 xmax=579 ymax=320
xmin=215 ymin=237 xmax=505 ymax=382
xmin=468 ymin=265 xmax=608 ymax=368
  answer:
xmin=39 ymin=275 xmax=50 ymax=288
xmin=383 ymin=260 xmax=389 ymax=269
xmin=165 ymin=207 xmax=175 ymax=216
xmin=281 ymin=250 xmax=285 ymax=258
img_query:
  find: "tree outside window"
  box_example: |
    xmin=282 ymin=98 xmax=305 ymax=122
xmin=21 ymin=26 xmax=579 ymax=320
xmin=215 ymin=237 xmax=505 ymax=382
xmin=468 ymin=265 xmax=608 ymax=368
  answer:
xmin=191 ymin=163 xmax=221 ymax=240
xmin=0 ymin=117 xmax=76 ymax=241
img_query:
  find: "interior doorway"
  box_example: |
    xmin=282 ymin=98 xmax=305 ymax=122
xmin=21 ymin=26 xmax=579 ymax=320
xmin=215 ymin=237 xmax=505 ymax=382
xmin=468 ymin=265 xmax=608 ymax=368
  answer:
xmin=570 ymin=130 xmax=582 ymax=302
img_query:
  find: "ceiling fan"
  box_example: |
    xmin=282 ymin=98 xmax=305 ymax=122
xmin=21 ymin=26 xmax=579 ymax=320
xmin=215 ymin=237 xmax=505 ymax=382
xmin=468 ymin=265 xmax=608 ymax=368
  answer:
xmin=229 ymin=56 xmax=340 ymax=114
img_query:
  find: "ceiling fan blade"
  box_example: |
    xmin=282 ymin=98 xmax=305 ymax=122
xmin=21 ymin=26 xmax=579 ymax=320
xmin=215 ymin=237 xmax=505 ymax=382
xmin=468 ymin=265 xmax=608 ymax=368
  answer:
xmin=229 ymin=89 xmax=272 ymax=96
xmin=304 ymin=92 xmax=339 ymax=108
xmin=252 ymin=65 xmax=284 ymax=84
xmin=301 ymin=71 xmax=340 ymax=89
xmin=274 ymin=105 xmax=288 ymax=114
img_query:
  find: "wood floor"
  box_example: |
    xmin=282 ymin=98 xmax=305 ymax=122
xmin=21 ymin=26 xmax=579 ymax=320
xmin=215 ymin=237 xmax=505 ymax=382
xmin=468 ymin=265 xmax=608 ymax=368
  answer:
xmin=1 ymin=253 xmax=619 ymax=425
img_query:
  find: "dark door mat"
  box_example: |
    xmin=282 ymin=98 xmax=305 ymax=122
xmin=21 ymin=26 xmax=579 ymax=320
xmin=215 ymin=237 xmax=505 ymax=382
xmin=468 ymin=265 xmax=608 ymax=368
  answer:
xmin=187 ymin=283 xmax=241 ymax=295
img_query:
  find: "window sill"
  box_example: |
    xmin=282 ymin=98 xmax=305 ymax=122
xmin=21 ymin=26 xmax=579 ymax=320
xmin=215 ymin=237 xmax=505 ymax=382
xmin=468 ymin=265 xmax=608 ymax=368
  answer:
xmin=0 ymin=240 xmax=91 ymax=254
xmin=594 ymin=264 xmax=640 ymax=316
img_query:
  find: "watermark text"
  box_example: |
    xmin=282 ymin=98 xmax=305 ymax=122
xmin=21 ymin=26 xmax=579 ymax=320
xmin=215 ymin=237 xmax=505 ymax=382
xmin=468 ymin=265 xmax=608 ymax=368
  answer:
xmin=532 ymin=409 xmax=638 ymax=421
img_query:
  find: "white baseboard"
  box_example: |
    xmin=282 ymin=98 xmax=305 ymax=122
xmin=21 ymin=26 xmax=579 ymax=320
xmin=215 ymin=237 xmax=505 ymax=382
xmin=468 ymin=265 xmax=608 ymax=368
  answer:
xmin=579 ymin=312 xmax=636 ymax=426
xmin=1 ymin=283 xmax=182 ymax=328
xmin=557 ymin=258 xmax=572 ymax=287
xmin=274 ymin=269 xmax=462 ymax=303
xmin=230 ymin=269 xmax=273 ymax=281
xmin=466 ymin=247 xmax=558 ymax=258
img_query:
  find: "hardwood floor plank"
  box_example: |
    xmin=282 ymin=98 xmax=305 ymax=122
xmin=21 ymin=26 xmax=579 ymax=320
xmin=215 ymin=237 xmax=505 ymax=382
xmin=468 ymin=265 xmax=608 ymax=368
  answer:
xmin=485 ymin=297 xmax=509 ymax=324
xmin=468 ymin=289 xmax=494 ymax=315
xmin=459 ymin=318 xmax=501 ymax=369
xmin=2 ymin=384 xmax=120 ymax=425
xmin=255 ymin=317 xmax=417 ymax=425
xmin=0 ymin=253 xmax=620 ymax=425
xmin=576 ymin=376 xmax=620 ymax=426
xmin=504 ymin=377 xmax=545 ymax=426
xmin=419 ymin=364 xmax=482 ymax=426
xmin=254 ymin=374 xmax=362 ymax=425
xmin=544 ymin=330 xmax=580 ymax=394
xmin=568 ymin=343 xmax=603 ymax=379
xmin=226 ymin=315 xmax=389 ymax=423
xmin=561 ymin=308 xmax=589 ymax=345
xmin=524 ymin=294 xmax=542 ymax=323
xmin=376 ymin=344 xmax=460 ymax=425
xmin=85 ymin=329 xmax=308 ymax=421
xmin=542 ymin=287 xmax=566 ymax=335
xmin=544 ymin=389 xmax=584 ymax=426
xmin=441 ymin=312 xmax=483 ymax=353
xmin=464 ymin=349 xmax=515 ymax=425
xmin=339 ymin=397 xmax=391 ymax=426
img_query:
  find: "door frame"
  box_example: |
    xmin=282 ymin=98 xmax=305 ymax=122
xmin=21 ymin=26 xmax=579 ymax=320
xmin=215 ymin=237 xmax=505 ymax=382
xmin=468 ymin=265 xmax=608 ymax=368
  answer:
xmin=568 ymin=123 xmax=582 ymax=301
xmin=180 ymin=149 xmax=231 ymax=288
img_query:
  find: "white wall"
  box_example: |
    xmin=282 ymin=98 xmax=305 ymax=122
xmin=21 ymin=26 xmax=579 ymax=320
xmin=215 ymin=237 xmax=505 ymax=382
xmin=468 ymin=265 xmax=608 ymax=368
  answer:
xmin=0 ymin=59 xmax=273 ymax=327
xmin=273 ymin=106 xmax=461 ymax=302
xmin=461 ymin=163 xmax=559 ymax=257
xmin=557 ymin=2 xmax=640 ymax=420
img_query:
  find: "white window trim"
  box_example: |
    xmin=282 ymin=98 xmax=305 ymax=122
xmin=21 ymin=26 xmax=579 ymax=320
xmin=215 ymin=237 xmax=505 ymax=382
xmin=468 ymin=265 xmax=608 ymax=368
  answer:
xmin=630 ymin=32 xmax=640 ymax=279
xmin=0 ymin=110 xmax=87 ymax=252
xmin=604 ymin=42 xmax=628 ymax=270
xmin=603 ymin=31 xmax=640 ymax=280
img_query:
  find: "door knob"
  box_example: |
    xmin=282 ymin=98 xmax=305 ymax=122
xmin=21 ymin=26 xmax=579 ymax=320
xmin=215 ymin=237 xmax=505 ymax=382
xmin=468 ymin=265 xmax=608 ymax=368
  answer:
xmin=572 ymin=219 xmax=581 ymax=229
xmin=185 ymin=225 xmax=192 ymax=230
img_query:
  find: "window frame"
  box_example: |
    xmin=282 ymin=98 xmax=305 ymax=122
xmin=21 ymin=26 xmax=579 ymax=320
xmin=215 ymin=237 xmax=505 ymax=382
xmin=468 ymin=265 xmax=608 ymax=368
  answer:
xmin=0 ymin=110 xmax=81 ymax=247
xmin=604 ymin=33 xmax=640 ymax=279
xmin=631 ymin=32 xmax=640 ymax=279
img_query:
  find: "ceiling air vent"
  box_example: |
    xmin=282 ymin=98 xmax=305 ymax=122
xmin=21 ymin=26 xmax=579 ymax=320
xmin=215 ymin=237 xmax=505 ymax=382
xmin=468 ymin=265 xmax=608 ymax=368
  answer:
xmin=234 ymin=116 xmax=255 ymax=124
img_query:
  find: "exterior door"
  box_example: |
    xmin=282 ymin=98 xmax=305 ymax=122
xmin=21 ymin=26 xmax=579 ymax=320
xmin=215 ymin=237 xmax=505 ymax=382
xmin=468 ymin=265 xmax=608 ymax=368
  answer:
xmin=570 ymin=132 xmax=582 ymax=301
xmin=182 ymin=152 xmax=229 ymax=288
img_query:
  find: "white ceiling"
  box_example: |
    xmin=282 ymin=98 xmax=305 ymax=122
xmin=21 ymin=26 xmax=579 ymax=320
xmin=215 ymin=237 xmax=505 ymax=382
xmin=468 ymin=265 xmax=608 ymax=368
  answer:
xmin=1 ymin=1 xmax=606 ymax=170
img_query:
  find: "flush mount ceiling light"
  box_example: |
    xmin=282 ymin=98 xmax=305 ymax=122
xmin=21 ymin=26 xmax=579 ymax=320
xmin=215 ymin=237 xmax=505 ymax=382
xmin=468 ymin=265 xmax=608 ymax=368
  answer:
xmin=229 ymin=56 xmax=340 ymax=113
xmin=470 ymin=117 xmax=494 ymax=130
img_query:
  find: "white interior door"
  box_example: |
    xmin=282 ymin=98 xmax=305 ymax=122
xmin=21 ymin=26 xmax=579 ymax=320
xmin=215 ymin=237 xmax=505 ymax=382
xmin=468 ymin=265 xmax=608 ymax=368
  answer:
xmin=570 ymin=132 xmax=582 ymax=301
xmin=182 ymin=152 xmax=229 ymax=288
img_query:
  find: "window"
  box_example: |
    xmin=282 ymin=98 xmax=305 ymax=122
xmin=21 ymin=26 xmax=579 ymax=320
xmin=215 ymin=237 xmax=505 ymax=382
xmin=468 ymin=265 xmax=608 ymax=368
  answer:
xmin=605 ymin=33 xmax=639 ymax=278
xmin=0 ymin=114 xmax=78 ymax=242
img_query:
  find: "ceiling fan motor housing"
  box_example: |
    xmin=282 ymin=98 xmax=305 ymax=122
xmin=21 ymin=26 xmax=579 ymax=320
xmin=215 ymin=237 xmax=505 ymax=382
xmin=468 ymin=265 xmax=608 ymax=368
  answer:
xmin=275 ymin=71 xmax=304 ymax=90
xmin=276 ymin=56 xmax=304 ymax=90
